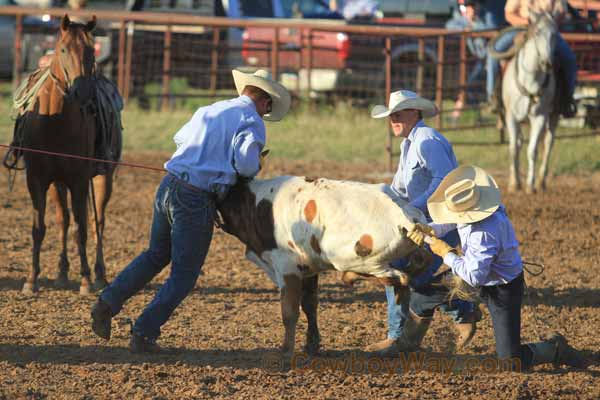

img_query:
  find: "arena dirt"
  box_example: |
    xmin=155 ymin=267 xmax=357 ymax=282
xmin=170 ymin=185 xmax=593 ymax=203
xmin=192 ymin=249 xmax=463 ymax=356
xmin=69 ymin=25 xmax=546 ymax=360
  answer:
xmin=1 ymin=152 xmax=599 ymax=399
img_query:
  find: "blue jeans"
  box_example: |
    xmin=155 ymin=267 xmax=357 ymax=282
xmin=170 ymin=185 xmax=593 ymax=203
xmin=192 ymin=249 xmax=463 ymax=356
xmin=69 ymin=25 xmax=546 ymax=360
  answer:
xmin=486 ymin=30 xmax=577 ymax=101
xmin=100 ymin=174 xmax=216 ymax=340
xmin=385 ymin=230 xmax=475 ymax=339
xmin=480 ymin=273 xmax=533 ymax=368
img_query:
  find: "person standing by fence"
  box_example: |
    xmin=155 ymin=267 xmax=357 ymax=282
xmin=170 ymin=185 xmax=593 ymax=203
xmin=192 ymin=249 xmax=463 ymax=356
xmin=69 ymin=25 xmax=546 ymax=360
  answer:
xmin=90 ymin=69 xmax=291 ymax=353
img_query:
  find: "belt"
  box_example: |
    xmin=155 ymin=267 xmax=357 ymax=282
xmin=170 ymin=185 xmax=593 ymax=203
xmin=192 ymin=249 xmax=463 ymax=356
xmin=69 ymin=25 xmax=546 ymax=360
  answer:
xmin=166 ymin=173 xmax=215 ymax=198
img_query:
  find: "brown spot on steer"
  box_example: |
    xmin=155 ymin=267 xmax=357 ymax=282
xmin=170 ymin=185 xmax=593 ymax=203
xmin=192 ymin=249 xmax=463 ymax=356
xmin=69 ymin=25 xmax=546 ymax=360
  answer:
xmin=310 ymin=235 xmax=322 ymax=254
xmin=304 ymin=200 xmax=317 ymax=223
xmin=354 ymin=234 xmax=373 ymax=257
xmin=304 ymin=176 xmax=319 ymax=183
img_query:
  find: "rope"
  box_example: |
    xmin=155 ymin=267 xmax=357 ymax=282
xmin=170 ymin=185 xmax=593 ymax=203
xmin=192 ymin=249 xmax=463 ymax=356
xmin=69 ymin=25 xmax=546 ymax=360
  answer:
xmin=0 ymin=144 xmax=166 ymax=173
xmin=12 ymin=68 xmax=52 ymax=116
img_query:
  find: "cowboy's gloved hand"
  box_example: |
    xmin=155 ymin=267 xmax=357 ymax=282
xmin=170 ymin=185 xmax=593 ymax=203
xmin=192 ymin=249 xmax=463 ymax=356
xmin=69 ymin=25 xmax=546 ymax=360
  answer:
xmin=429 ymin=237 xmax=455 ymax=258
xmin=407 ymin=223 xmax=436 ymax=247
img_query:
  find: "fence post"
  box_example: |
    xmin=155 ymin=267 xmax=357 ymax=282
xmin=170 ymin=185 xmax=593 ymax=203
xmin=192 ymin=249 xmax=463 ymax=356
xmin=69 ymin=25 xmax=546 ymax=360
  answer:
xmin=416 ymin=37 xmax=424 ymax=94
xmin=271 ymin=27 xmax=279 ymax=80
xmin=435 ymin=34 xmax=445 ymax=130
xmin=307 ymin=28 xmax=313 ymax=97
xmin=117 ymin=20 xmax=126 ymax=95
xmin=385 ymin=37 xmax=393 ymax=172
xmin=162 ymin=25 xmax=172 ymax=111
xmin=123 ymin=21 xmax=134 ymax=103
xmin=13 ymin=14 xmax=22 ymax=89
xmin=209 ymin=27 xmax=220 ymax=97
xmin=458 ymin=33 xmax=466 ymax=115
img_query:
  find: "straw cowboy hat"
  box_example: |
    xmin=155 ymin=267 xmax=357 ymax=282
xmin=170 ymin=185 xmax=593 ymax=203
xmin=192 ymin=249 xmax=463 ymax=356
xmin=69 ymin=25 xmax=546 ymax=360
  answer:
xmin=371 ymin=90 xmax=439 ymax=119
xmin=232 ymin=69 xmax=291 ymax=121
xmin=427 ymin=165 xmax=501 ymax=224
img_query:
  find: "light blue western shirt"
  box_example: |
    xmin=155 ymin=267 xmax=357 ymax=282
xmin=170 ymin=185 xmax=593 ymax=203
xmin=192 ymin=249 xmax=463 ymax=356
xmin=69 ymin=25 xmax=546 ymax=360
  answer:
xmin=164 ymin=95 xmax=265 ymax=199
xmin=389 ymin=120 xmax=458 ymax=218
xmin=431 ymin=206 xmax=524 ymax=287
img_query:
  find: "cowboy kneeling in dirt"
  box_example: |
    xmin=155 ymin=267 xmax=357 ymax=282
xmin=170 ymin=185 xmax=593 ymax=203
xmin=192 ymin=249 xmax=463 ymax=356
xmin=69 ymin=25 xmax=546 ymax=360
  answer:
xmin=409 ymin=165 xmax=587 ymax=370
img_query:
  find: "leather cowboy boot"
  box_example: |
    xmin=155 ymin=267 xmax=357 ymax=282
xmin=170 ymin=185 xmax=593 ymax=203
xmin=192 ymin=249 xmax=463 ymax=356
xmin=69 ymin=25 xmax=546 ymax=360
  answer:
xmin=396 ymin=310 xmax=433 ymax=350
xmin=455 ymin=305 xmax=482 ymax=350
xmin=364 ymin=310 xmax=432 ymax=356
xmin=364 ymin=338 xmax=402 ymax=356
xmin=527 ymin=333 xmax=588 ymax=369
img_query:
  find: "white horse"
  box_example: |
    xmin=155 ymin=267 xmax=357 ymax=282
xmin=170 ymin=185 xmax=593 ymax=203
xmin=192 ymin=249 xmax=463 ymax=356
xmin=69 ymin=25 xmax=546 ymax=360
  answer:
xmin=502 ymin=11 xmax=559 ymax=193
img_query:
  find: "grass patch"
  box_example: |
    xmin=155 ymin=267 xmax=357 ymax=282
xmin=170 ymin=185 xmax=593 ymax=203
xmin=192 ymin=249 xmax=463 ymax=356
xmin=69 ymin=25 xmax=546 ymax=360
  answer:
xmin=1 ymin=87 xmax=599 ymax=176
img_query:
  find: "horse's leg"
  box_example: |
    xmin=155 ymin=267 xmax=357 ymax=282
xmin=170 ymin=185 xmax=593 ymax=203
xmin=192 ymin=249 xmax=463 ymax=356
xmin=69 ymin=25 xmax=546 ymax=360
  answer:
xmin=301 ymin=274 xmax=320 ymax=355
xmin=506 ymin=111 xmax=522 ymax=192
xmin=69 ymin=181 xmax=92 ymax=295
xmin=49 ymin=182 xmax=70 ymax=288
xmin=24 ymin=176 xmax=49 ymax=294
xmin=537 ymin=114 xmax=558 ymax=192
xmin=91 ymin=171 xmax=113 ymax=290
xmin=526 ymin=115 xmax=548 ymax=194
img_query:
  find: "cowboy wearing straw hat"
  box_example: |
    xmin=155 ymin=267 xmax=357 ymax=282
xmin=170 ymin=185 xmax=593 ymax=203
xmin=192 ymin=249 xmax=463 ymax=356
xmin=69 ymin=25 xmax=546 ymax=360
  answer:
xmin=365 ymin=90 xmax=481 ymax=355
xmin=410 ymin=165 xmax=587 ymax=370
xmin=91 ymin=69 xmax=291 ymax=353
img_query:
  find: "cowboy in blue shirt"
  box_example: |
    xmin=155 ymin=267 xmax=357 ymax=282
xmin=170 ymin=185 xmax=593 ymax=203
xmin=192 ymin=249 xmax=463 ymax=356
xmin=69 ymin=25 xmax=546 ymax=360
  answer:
xmin=91 ymin=70 xmax=291 ymax=353
xmin=366 ymin=90 xmax=480 ymax=356
xmin=412 ymin=165 xmax=587 ymax=370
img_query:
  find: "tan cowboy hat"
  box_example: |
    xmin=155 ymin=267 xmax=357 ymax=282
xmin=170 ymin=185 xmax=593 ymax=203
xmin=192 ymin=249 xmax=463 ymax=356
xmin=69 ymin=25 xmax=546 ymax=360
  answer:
xmin=232 ymin=69 xmax=291 ymax=121
xmin=371 ymin=90 xmax=439 ymax=119
xmin=428 ymin=165 xmax=501 ymax=224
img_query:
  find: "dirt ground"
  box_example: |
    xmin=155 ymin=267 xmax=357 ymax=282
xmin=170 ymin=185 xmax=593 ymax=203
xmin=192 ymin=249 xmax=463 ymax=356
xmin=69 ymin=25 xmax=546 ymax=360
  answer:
xmin=0 ymin=152 xmax=599 ymax=399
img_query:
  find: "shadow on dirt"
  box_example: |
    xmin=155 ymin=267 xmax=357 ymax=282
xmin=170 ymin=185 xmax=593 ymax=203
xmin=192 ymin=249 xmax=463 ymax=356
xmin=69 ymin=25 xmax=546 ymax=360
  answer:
xmin=0 ymin=344 xmax=597 ymax=376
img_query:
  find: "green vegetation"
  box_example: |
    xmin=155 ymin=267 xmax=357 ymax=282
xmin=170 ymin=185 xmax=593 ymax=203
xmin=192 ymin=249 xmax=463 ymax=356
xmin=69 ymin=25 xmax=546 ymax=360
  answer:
xmin=1 ymin=87 xmax=598 ymax=176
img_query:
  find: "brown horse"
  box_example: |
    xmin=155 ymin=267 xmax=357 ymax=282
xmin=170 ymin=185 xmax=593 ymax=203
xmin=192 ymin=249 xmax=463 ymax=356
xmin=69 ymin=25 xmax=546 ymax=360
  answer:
xmin=18 ymin=15 xmax=118 ymax=295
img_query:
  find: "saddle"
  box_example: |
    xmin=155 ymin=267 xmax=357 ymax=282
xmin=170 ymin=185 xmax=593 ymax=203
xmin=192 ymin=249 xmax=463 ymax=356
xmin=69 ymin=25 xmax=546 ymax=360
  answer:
xmin=3 ymin=69 xmax=124 ymax=176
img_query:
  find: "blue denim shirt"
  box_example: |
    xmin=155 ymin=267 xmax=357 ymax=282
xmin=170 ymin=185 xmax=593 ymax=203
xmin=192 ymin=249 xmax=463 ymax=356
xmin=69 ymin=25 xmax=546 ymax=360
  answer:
xmin=435 ymin=206 xmax=523 ymax=287
xmin=389 ymin=120 xmax=458 ymax=219
xmin=164 ymin=95 xmax=265 ymax=199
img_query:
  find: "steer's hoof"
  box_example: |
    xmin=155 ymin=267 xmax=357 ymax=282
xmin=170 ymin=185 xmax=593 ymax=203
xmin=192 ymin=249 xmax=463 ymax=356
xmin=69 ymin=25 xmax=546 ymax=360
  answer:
xmin=22 ymin=282 xmax=39 ymax=295
xmin=304 ymin=342 xmax=320 ymax=356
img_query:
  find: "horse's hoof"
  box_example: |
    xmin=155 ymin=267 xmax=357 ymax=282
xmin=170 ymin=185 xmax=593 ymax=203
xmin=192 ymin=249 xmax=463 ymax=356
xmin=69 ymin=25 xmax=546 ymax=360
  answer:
xmin=508 ymin=184 xmax=521 ymax=193
xmin=22 ymin=282 xmax=39 ymax=295
xmin=80 ymin=277 xmax=92 ymax=295
xmin=55 ymin=275 xmax=70 ymax=289
xmin=525 ymin=186 xmax=536 ymax=195
xmin=93 ymin=278 xmax=109 ymax=291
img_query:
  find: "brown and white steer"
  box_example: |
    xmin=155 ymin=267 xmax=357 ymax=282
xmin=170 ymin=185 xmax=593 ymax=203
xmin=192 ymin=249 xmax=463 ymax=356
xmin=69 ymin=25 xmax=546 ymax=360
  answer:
xmin=218 ymin=176 xmax=430 ymax=356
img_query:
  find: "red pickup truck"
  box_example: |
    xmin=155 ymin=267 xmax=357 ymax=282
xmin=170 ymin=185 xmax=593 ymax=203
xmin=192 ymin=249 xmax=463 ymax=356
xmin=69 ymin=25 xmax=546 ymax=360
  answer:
xmin=241 ymin=20 xmax=445 ymax=99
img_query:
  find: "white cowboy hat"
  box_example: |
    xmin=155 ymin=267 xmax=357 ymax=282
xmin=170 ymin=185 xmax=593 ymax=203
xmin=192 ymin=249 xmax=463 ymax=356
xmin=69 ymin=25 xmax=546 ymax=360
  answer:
xmin=427 ymin=165 xmax=501 ymax=224
xmin=232 ymin=69 xmax=291 ymax=121
xmin=371 ymin=90 xmax=439 ymax=119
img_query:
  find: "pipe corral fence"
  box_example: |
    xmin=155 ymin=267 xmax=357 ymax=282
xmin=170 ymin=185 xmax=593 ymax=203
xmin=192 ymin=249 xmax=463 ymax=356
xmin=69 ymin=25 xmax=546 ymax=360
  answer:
xmin=2 ymin=6 xmax=600 ymax=170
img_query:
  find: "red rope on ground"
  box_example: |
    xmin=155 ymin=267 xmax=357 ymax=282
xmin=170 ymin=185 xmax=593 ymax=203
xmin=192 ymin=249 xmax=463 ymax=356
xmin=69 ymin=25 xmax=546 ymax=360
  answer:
xmin=0 ymin=143 xmax=167 ymax=173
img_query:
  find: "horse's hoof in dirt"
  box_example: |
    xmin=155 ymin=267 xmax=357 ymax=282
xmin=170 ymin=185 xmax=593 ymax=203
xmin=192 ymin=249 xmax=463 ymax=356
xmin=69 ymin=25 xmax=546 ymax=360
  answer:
xmin=508 ymin=183 xmax=521 ymax=193
xmin=22 ymin=282 xmax=39 ymax=295
xmin=80 ymin=277 xmax=92 ymax=295
xmin=93 ymin=278 xmax=109 ymax=291
xmin=525 ymin=186 xmax=536 ymax=195
xmin=55 ymin=275 xmax=70 ymax=289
